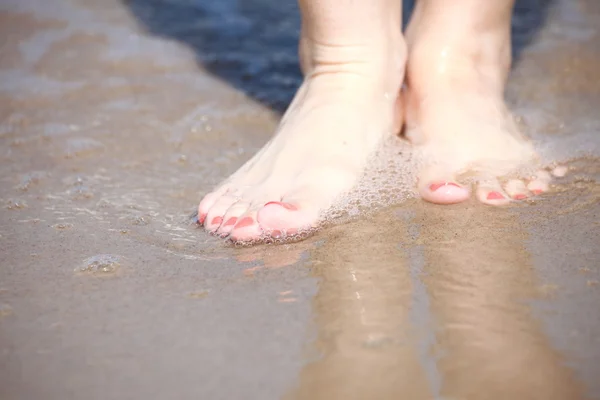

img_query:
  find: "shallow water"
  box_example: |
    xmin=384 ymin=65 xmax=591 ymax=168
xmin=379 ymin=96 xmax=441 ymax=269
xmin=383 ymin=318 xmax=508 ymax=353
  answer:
xmin=0 ymin=0 xmax=599 ymax=399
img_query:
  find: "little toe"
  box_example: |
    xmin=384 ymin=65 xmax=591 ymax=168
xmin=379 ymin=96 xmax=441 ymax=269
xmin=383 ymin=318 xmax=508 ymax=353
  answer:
xmin=476 ymin=181 xmax=511 ymax=206
xmin=198 ymin=188 xmax=229 ymax=224
xmin=527 ymin=169 xmax=552 ymax=195
xmin=229 ymin=209 xmax=263 ymax=242
xmin=504 ymin=179 xmax=530 ymax=200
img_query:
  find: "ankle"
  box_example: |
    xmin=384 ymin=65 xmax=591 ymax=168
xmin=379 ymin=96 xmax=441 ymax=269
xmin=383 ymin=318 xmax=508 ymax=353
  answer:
xmin=406 ymin=34 xmax=510 ymax=96
xmin=300 ymin=33 xmax=407 ymax=91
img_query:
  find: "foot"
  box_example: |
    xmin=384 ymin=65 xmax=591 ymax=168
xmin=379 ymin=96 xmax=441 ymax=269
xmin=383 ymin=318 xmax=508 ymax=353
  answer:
xmin=199 ymin=34 xmax=406 ymax=242
xmin=403 ymin=1 xmax=565 ymax=206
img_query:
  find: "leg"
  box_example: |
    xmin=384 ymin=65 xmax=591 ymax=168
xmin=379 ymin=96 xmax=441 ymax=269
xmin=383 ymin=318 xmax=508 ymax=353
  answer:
xmin=404 ymin=0 xmax=560 ymax=205
xmin=199 ymin=0 xmax=406 ymax=241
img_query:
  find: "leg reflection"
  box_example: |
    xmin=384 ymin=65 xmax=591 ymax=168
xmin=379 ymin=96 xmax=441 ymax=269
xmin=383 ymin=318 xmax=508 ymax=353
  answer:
xmin=291 ymin=211 xmax=431 ymax=399
xmin=417 ymin=204 xmax=584 ymax=400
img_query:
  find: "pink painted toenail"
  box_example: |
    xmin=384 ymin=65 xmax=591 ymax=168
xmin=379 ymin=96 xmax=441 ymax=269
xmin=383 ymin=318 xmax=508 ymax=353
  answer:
xmin=514 ymin=194 xmax=527 ymax=200
xmin=198 ymin=213 xmax=207 ymax=224
xmin=224 ymin=217 xmax=237 ymax=227
xmin=211 ymin=216 xmax=223 ymax=226
xmin=532 ymin=189 xmax=543 ymax=195
xmin=264 ymin=201 xmax=298 ymax=211
xmin=271 ymin=230 xmax=282 ymax=238
xmin=487 ymin=191 xmax=505 ymax=200
xmin=429 ymin=182 xmax=461 ymax=192
xmin=235 ymin=216 xmax=254 ymax=228
xmin=287 ymin=228 xmax=298 ymax=235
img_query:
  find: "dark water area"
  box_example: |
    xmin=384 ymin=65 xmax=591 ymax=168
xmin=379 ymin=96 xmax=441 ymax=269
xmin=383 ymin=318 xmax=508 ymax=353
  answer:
xmin=123 ymin=0 xmax=554 ymax=113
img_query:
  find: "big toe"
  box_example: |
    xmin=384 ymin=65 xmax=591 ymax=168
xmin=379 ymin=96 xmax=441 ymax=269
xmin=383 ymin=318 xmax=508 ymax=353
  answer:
xmin=257 ymin=201 xmax=316 ymax=237
xmin=418 ymin=165 xmax=471 ymax=205
xmin=419 ymin=180 xmax=470 ymax=204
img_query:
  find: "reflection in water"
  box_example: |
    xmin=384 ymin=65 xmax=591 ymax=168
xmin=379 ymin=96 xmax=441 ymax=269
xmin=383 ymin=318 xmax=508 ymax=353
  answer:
xmin=290 ymin=202 xmax=583 ymax=399
xmin=290 ymin=212 xmax=431 ymax=399
xmin=417 ymin=203 xmax=583 ymax=399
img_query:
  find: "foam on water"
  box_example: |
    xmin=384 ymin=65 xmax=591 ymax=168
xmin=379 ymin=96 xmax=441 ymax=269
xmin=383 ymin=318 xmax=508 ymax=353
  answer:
xmin=327 ymin=136 xmax=420 ymax=219
xmin=77 ymin=254 xmax=123 ymax=275
xmin=230 ymin=122 xmax=599 ymax=247
xmin=321 ymin=91 xmax=600 ymax=229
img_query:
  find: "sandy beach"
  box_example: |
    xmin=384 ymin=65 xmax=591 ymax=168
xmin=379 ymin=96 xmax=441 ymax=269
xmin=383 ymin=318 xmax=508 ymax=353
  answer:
xmin=1 ymin=0 xmax=599 ymax=399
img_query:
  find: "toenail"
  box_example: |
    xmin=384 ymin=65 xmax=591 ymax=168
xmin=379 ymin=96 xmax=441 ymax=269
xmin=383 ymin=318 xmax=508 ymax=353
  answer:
xmin=531 ymin=189 xmax=543 ymax=195
xmin=271 ymin=230 xmax=282 ymax=238
xmin=235 ymin=216 xmax=254 ymax=228
xmin=224 ymin=217 xmax=237 ymax=227
xmin=210 ymin=216 xmax=223 ymax=226
xmin=513 ymin=194 xmax=527 ymax=200
xmin=264 ymin=201 xmax=298 ymax=211
xmin=198 ymin=213 xmax=207 ymax=224
xmin=486 ymin=191 xmax=505 ymax=200
xmin=430 ymin=182 xmax=461 ymax=192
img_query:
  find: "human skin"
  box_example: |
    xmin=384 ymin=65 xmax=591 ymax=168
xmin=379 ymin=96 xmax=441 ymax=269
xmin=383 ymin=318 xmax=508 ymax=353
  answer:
xmin=198 ymin=0 xmax=563 ymax=242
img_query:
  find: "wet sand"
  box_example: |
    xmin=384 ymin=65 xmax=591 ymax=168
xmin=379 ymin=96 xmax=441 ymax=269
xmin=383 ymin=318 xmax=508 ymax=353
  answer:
xmin=1 ymin=0 xmax=599 ymax=399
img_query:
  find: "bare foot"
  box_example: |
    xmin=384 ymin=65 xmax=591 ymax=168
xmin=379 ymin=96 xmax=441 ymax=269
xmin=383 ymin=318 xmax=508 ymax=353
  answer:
xmin=404 ymin=0 xmax=564 ymax=206
xmin=198 ymin=0 xmax=406 ymax=242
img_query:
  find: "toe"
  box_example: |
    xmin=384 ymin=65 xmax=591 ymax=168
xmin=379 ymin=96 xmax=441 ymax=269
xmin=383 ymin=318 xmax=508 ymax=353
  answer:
xmin=216 ymin=201 xmax=251 ymax=236
xmin=198 ymin=187 xmax=228 ymax=224
xmin=527 ymin=169 xmax=552 ymax=195
xmin=256 ymin=167 xmax=356 ymax=236
xmin=204 ymin=195 xmax=238 ymax=232
xmin=229 ymin=209 xmax=263 ymax=242
xmin=418 ymin=165 xmax=470 ymax=204
xmin=504 ymin=179 xmax=530 ymax=200
xmin=476 ymin=180 xmax=511 ymax=206
xmin=257 ymin=172 xmax=351 ymax=236
xmin=257 ymin=200 xmax=312 ymax=236
xmin=419 ymin=180 xmax=470 ymax=204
